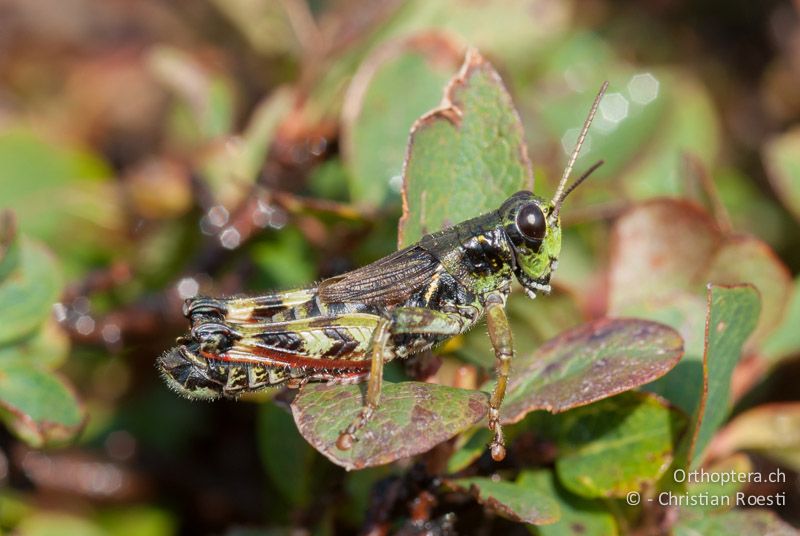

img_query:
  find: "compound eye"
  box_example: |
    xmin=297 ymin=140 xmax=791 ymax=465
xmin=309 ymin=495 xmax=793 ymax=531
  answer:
xmin=516 ymin=203 xmax=546 ymax=242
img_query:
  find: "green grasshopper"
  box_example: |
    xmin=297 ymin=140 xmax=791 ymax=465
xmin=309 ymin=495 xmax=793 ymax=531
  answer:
xmin=159 ymin=83 xmax=607 ymax=461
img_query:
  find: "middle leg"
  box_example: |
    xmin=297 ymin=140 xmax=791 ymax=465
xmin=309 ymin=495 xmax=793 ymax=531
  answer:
xmin=484 ymin=292 xmax=513 ymax=461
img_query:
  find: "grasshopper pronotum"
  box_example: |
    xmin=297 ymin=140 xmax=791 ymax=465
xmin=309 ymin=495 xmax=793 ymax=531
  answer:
xmin=158 ymin=83 xmax=608 ymax=461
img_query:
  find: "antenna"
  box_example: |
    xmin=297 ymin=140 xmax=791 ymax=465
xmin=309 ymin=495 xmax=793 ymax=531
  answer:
xmin=561 ymin=159 xmax=604 ymax=201
xmin=551 ymin=81 xmax=608 ymax=220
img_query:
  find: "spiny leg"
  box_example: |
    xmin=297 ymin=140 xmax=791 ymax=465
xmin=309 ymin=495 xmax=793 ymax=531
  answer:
xmin=485 ymin=293 xmax=513 ymax=461
xmin=336 ymin=317 xmax=390 ymax=450
xmin=336 ymin=307 xmax=467 ymax=450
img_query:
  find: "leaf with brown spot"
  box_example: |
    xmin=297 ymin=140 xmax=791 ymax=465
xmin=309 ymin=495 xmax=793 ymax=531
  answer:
xmin=291 ymin=382 xmax=487 ymax=470
xmin=398 ymin=48 xmax=533 ymax=247
xmin=689 ymin=284 xmax=760 ymax=467
xmin=501 ymin=318 xmax=683 ymax=425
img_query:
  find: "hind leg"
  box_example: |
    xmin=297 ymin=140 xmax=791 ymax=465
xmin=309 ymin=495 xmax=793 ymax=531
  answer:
xmin=336 ymin=317 xmax=391 ymax=450
xmin=336 ymin=308 xmax=467 ymax=450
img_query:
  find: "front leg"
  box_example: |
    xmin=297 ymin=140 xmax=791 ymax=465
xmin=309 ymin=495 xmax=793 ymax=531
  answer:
xmin=336 ymin=307 xmax=467 ymax=451
xmin=484 ymin=292 xmax=513 ymax=461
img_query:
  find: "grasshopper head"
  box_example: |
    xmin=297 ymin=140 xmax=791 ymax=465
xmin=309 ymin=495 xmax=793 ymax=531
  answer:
xmin=502 ymin=82 xmax=608 ymax=298
xmin=500 ymin=191 xmax=561 ymax=298
xmin=157 ymin=342 xmax=223 ymax=400
xmin=499 ymin=164 xmax=604 ymax=298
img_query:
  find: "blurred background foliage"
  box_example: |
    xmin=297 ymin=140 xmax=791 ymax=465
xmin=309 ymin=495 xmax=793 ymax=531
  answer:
xmin=1 ymin=0 xmax=800 ymax=534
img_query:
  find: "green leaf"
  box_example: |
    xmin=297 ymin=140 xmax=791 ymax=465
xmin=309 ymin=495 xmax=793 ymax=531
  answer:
xmin=250 ymin=228 xmax=316 ymax=289
xmin=633 ymin=285 xmax=760 ymax=472
xmin=0 ymin=128 xmax=121 ymax=276
xmin=299 ymin=0 xmax=571 ymax=127
xmin=712 ymin=402 xmax=800 ymax=472
xmin=690 ymin=284 xmax=760 ymax=467
xmin=398 ymin=49 xmax=533 ymax=247
xmin=631 ymin=292 xmax=708 ymax=416
xmin=15 ymin=512 xmax=106 ymax=536
xmin=705 ymin=236 xmax=790 ymax=345
xmin=0 ymin=318 xmax=70 ymax=369
xmin=0 ymin=238 xmax=63 ymax=345
xmin=523 ymin=470 xmax=618 ymax=536
xmin=762 ymin=276 xmax=800 ymax=363
xmin=674 ymin=509 xmax=797 ymax=536
xmin=0 ymin=210 xmax=19 ymax=283
xmin=554 ymin=392 xmax=687 ymax=498
xmin=608 ymin=199 xmax=722 ymax=314
xmin=396 ymin=0 xmax=570 ymax=76
xmin=501 ymin=318 xmax=684 ymax=425
xmin=148 ymin=46 xmax=236 ymax=141
xmin=258 ymin=403 xmax=316 ymax=506
xmin=763 ymin=126 xmax=800 ymax=223
xmin=532 ymin=35 xmax=668 ymax=192
xmin=446 ymin=426 xmax=493 ymax=473
xmin=201 ymin=88 xmax=293 ymax=209
xmin=291 ymin=382 xmax=487 ymax=470
xmin=621 ymin=74 xmax=719 ymax=199
xmin=680 ymin=453 xmax=752 ymax=513
xmin=97 ymin=506 xmax=177 ymax=536
xmin=445 ymin=470 xmax=560 ymax=525
xmin=343 ymin=34 xmax=462 ymax=208
xmin=0 ymin=362 xmax=85 ymax=447
xmin=210 ymin=0 xmax=302 ymax=57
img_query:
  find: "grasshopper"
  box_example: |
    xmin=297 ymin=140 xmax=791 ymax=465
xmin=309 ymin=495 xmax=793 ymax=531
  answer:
xmin=158 ymin=83 xmax=607 ymax=461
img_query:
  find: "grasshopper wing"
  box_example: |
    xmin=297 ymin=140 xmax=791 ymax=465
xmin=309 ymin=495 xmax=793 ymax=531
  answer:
xmin=318 ymin=246 xmax=440 ymax=306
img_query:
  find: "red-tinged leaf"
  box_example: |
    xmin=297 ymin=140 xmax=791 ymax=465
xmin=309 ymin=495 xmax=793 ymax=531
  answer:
xmin=608 ymin=199 xmax=722 ymax=314
xmin=623 ymin=292 xmax=708 ymax=416
xmin=501 ymin=318 xmax=683 ymax=425
xmin=705 ymin=236 xmax=790 ymax=345
xmin=291 ymin=382 xmax=487 ymax=470
xmin=0 ymin=362 xmax=86 ymax=447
